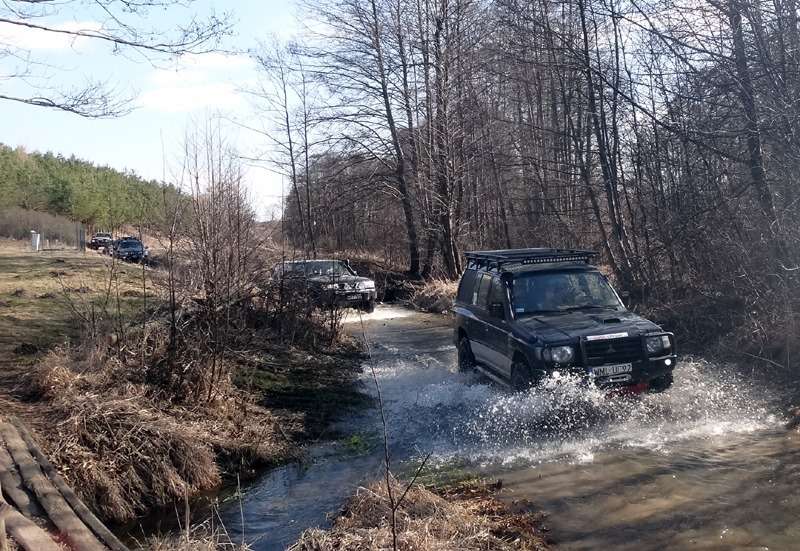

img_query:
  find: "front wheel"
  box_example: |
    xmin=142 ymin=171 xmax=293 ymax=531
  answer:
xmin=457 ymin=336 xmax=475 ymax=373
xmin=510 ymin=358 xmax=536 ymax=391
xmin=361 ymin=298 xmax=375 ymax=313
xmin=649 ymin=373 xmax=674 ymax=393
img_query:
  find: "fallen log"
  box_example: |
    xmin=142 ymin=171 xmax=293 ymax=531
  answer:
xmin=0 ymin=423 xmax=106 ymax=551
xmin=0 ymin=494 xmax=61 ymax=551
xmin=0 ymin=442 xmax=43 ymax=519
xmin=0 ymin=483 xmax=7 ymax=551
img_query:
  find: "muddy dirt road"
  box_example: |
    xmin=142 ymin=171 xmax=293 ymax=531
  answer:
xmin=221 ymin=305 xmax=800 ymax=550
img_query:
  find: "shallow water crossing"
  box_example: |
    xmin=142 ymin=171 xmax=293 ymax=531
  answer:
xmin=221 ymin=305 xmax=800 ymax=550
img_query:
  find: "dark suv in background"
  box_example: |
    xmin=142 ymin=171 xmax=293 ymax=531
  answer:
xmin=88 ymin=232 xmax=112 ymax=250
xmin=111 ymin=237 xmax=147 ymax=263
xmin=453 ymin=249 xmax=676 ymax=392
xmin=276 ymin=259 xmax=377 ymax=312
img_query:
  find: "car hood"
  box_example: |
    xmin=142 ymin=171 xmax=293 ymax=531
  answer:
xmin=514 ymin=309 xmax=662 ymax=343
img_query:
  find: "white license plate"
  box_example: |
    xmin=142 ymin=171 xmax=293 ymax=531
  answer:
xmin=347 ymin=294 xmax=361 ymax=300
xmin=592 ymin=363 xmax=633 ymax=377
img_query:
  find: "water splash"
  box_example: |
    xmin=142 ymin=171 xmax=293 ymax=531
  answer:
xmin=356 ymin=352 xmax=783 ymax=469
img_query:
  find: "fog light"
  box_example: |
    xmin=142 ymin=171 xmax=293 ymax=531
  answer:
xmin=665 ymin=359 xmax=672 ymax=367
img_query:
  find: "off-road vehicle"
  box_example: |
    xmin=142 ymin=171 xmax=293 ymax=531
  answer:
xmin=453 ymin=249 xmax=676 ymax=392
xmin=111 ymin=238 xmax=147 ymax=263
xmin=276 ymin=259 xmax=377 ymax=312
xmin=88 ymin=232 xmax=112 ymax=250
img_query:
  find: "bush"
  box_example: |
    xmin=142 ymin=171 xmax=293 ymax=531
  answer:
xmin=408 ymin=279 xmax=458 ymax=314
xmin=29 ymin=338 xmax=293 ymax=523
xmin=288 ymin=477 xmax=549 ymax=551
xmin=0 ymin=206 xmax=80 ymax=247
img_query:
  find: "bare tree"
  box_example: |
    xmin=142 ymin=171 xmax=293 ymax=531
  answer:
xmin=0 ymin=0 xmax=232 ymax=117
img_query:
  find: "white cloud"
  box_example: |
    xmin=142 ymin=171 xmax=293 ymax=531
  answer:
xmin=138 ymin=53 xmax=255 ymax=114
xmin=0 ymin=20 xmax=102 ymax=51
xmin=180 ymin=52 xmax=254 ymax=70
xmin=139 ymin=81 xmax=243 ymax=112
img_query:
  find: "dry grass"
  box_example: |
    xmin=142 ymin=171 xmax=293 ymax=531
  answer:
xmin=27 ymin=342 xmax=294 ymax=523
xmin=0 ymin=239 xmax=365 ymax=528
xmin=288 ymin=478 xmax=550 ymax=551
xmin=0 ymin=243 xmax=149 ymax=360
xmin=137 ymin=517 xmax=251 ymax=551
xmin=408 ymin=280 xmax=458 ymax=314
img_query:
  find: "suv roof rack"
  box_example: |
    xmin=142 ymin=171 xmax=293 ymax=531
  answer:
xmin=464 ymin=248 xmax=597 ymax=271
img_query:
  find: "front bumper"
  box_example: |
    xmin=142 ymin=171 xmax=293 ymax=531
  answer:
xmin=543 ymin=332 xmax=677 ymax=389
xmin=582 ymin=332 xmax=677 ymax=389
xmin=116 ymin=253 xmax=144 ymax=262
xmin=320 ymin=289 xmax=376 ymax=305
xmin=589 ymin=355 xmax=677 ymax=389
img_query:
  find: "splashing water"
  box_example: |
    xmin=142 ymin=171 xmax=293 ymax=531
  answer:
xmin=356 ymin=324 xmax=782 ymax=471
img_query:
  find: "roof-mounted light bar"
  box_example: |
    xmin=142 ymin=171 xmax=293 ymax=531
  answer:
xmin=464 ymin=248 xmax=598 ymax=271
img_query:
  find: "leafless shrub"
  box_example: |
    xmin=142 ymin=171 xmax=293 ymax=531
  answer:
xmin=408 ymin=280 xmax=458 ymax=314
xmin=27 ymin=339 xmax=292 ymax=524
xmin=288 ymin=477 xmax=549 ymax=551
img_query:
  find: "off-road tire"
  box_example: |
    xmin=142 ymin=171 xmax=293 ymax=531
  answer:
xmin=362 ymin=298 xmax=376 ymax=313
xmin=511 ymin=358 xmax=544 ymax=391
xmin=649 ymin=373 xmax=674 ymax=393
xmin=457 ymin=336 xmax=476 ymax=373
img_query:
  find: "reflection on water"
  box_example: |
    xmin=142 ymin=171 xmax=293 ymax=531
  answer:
xmin=221 ymin=305 xmax=798 ymax=551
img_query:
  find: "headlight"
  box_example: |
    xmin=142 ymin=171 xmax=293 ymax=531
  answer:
xmin=646 ymin=335 xmax=671 ymax=355
xmin=543 ymin=345 xmax=575 ymax=364
xmin=323 ymin=283 xmax=338 ymax=290
xmin=360 ymin=280 xmax=376 ymax=290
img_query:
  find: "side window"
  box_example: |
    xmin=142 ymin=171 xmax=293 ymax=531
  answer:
xmin=488 ymin=277 xmax=506 ymax=307
xmin=474 ymin=273 xmax=491 ymax=308
xmin=457 ymin=269 xmax=477 ymax=303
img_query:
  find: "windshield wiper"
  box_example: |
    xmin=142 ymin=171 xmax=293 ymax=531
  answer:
xmin=562 ymin=304 xmax=618 ymax=312
xmin=517 ymin=309 xmax=569 ymax=316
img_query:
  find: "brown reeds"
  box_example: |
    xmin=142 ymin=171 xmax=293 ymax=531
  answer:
xmin=288 ymin=478 xmax=549 ymax=551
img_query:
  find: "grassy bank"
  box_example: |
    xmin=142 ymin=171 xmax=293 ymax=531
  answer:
xmin=289 ymin=477 xmax=551 ymax=550
xmin=0 ymin=241 xmax=367 ymax=527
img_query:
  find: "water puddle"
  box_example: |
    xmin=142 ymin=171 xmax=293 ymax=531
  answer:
xmin=219 ymin=305 xmax=797 ymax=550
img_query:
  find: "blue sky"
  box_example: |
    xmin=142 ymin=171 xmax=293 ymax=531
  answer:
xmin=0 ymin=0 xmax=300 ymax=218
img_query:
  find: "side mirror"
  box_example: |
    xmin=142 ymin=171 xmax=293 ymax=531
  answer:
xmin=620 ymin=290 xmax=631 ymax=306
xmin=489 ymin=302 xmax=505 ymax=319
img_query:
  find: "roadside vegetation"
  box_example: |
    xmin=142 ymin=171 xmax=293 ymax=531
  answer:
xmin=0 ymin=128 xmax=370 ymax=540
xmin=407 ymin=279 xmax=458 ymax=315
xmin=289 ymin=478 xmax=549 ymax=551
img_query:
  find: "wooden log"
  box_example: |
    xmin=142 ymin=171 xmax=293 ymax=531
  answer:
xmin=0 ymin=483 xmax=8 ymax=551
xmin=0 ymin=423 xmax=107 ymax=551
xmin=0 ymin=496 xmax=61 ymax=551
xmin=10 ymin=420 xmax=129 ymax=551
xmin=0 ymin=441 xmax=44 ymax=519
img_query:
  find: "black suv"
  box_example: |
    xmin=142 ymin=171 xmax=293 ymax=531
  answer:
xmin=453 ymin=249 xmax=676 ymax=392
xmin=112 ymin=238 xmax=147 ymax=263
xmin=88 ymin=232 xmax=112 ymax=250
xmin=276 ymin=259 xmax=377 ymax=312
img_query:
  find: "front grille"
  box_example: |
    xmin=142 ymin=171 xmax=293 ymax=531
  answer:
xmin=583 ymin=337 xmax=643 ymax=366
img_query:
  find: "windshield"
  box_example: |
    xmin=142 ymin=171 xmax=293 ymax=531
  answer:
xmin=119 ymin=241 xmax=142 ymax=251
xmin=283 ymin=260 xmax=354 ymax=277
xmin=512 ymin=271 xmax=622 ymax=315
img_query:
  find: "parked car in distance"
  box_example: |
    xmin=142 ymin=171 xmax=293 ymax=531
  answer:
xmin=453 ymin=248 xmax=676 ymax=393
xmin=106 ymin=236 xmax=137 ymax=255
xmin=275 ymin=259 xmax=377 ymax=312
xmin=88 ymin=232 xmax=112 ymax=250
xmin=112 ymin=238 xmax=148 ymax=263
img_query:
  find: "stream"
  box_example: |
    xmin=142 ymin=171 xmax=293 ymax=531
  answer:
xmin=217 ymin=305 xmax=799 ymax=550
